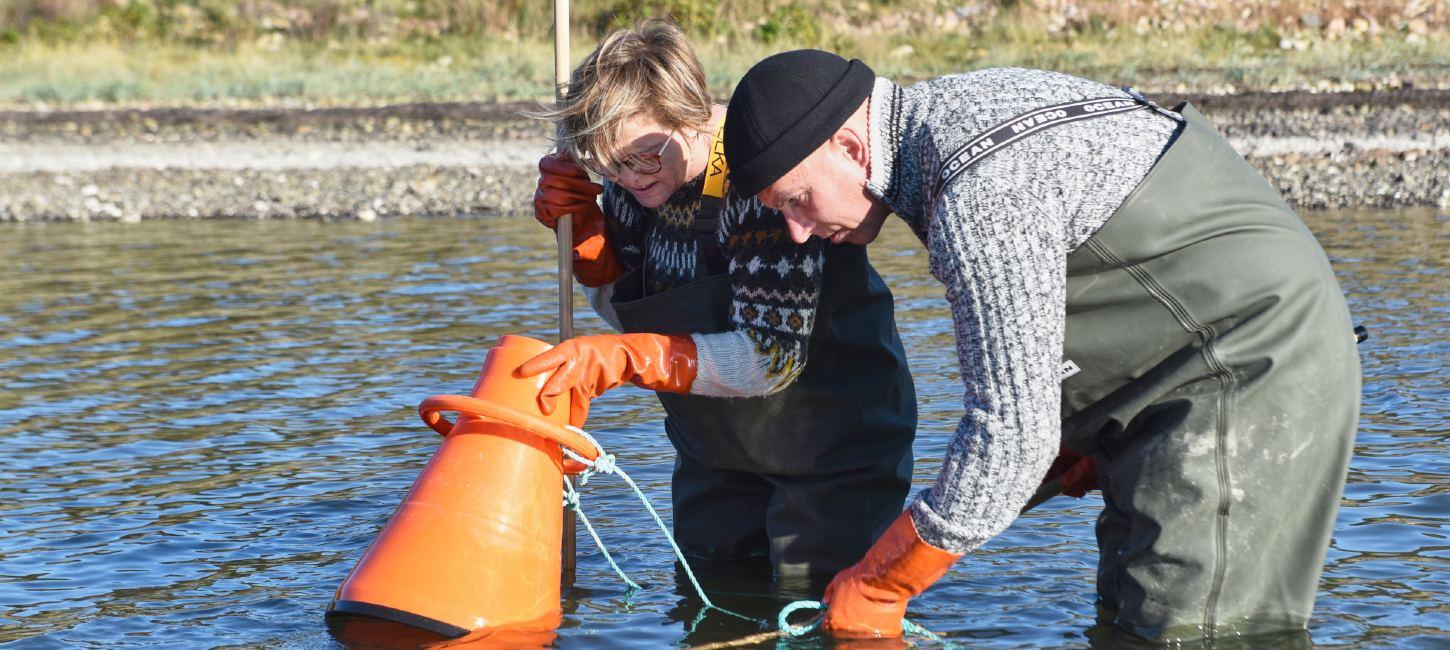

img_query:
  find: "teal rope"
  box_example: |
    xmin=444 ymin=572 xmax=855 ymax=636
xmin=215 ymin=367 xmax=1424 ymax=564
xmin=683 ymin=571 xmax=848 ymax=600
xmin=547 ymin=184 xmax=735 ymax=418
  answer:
xmin=563 ymin=477 xmax=640 ymax=592
xmin=562 ymin=428 xmax=760 ymax=626
xmin=776 ymin=600 xmax=945 ymax=642
xmin=904 ymin=619 xmax=944 ymax=641
xmin=777 ymin=600 xmax=823 ymax=637
xmin=562 ymin=429 xmax=946 ymax=643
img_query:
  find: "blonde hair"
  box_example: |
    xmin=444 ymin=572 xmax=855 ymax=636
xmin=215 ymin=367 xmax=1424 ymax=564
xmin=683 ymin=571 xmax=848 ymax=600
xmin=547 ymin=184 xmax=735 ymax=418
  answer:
xmin=534 ymin=19 xmax=713 ymax=176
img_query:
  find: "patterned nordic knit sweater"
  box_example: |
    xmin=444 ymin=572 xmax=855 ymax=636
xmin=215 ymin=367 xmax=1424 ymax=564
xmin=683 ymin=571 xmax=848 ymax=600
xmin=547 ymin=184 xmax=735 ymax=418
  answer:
xmin=866 ymin=69 xmax=1181 ymax=554
xmin=587 ymin=169 xmax=828 ymax=397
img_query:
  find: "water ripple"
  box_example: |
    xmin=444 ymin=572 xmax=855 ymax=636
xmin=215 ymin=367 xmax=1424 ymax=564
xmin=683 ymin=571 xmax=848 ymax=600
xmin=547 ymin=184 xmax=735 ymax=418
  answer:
xmin=0 ymin=210 xmax=1444 ymax=647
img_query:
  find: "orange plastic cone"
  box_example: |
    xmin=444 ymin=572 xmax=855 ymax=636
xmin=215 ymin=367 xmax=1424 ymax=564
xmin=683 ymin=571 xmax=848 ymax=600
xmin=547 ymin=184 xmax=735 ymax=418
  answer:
xmin=327 ymin=334 xmax=597 ymax=638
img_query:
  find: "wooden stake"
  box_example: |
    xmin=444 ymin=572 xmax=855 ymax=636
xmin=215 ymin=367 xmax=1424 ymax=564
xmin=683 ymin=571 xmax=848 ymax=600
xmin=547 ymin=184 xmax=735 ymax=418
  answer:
xmin=552 ymin=0 xmax=577 ymax=582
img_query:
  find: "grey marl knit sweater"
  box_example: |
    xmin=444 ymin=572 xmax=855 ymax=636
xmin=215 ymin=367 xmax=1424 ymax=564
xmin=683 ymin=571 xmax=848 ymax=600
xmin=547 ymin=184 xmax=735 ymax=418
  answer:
xmin=865 ymin=69 xmax=1180 ymax=553
xmin=588 ymin=67 xmax=1180 ymax=556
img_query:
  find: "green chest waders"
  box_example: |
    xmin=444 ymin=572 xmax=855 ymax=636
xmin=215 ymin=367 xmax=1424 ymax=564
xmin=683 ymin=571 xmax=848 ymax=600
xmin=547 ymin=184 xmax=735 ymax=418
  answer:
xmin=1054 ymin=104 xmax=1361 ymax=640
xmin=609 ymin=228 xmax=917 ymax=579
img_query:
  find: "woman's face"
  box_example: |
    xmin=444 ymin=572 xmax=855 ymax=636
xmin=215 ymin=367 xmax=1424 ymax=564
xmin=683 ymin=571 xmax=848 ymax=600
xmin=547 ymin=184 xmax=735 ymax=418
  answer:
xmin=606 ymin=113 xmax=690 ymax=209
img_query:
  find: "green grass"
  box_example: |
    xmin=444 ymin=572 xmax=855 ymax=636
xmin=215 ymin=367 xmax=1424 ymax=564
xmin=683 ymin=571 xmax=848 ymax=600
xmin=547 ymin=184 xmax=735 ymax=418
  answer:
xmin=0 ymin=11 xmax=1444 ymax=108
xmin=0 ymin=38 xmax=559 ymax=107
xmin=864 ymin=26 xmax=1447 ymax=92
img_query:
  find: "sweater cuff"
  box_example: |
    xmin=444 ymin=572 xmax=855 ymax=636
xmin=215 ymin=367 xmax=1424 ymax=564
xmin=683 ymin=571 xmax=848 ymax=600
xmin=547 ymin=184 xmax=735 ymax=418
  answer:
xmin=909 ymin=490 xmax=988 ymax=555
xmin=582 ymin=284 xmax=623 ymax=332
xmin=689 ymin=331 xmax=776 ymax=398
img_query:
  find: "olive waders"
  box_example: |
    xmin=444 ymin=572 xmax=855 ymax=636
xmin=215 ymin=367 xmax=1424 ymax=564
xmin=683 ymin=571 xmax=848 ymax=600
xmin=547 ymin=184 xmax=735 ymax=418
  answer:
xmin=609 ymin=221 xmax=917 ymax=580
xmin=1057 ymin=103 xmax=1361 ymax=641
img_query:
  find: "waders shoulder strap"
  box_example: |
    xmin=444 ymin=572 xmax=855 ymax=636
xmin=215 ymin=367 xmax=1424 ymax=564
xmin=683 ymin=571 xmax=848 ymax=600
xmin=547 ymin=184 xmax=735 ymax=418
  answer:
xmin=934 ymin=89 xmax=1182 ymax=198
xmin=696 ymin=119 xmax=731 ymax=277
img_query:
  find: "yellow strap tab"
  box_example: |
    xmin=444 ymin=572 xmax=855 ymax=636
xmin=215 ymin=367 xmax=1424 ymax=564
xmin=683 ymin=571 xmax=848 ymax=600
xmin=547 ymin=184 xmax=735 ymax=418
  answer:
xmin=702 ymin=118 xmax=729 ymax=199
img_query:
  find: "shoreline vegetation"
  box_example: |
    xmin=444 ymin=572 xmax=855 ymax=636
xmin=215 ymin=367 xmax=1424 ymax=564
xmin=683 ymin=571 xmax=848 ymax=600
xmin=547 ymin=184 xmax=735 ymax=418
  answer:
xmin=0 ymin=0 xmax=1445 ymax=109
xmin=1 ymin=1 xmax=1446 ymax=220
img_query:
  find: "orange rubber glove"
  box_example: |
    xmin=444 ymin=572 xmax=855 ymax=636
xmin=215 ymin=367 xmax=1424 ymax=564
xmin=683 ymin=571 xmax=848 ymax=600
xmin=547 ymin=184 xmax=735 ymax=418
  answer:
xmin=822 ymin=511 xmax=962 ymax=638
xmin=515 ymin=333 xmax=698 ymax=428
xmin=534 ymin=154 xmax=625 ymax=287
xmin=1044 ymin=447 xmax=1099 ymax=497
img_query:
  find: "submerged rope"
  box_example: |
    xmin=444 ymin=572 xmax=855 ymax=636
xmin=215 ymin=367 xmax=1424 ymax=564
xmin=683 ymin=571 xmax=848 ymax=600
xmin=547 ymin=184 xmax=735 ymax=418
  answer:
xmin=562 ymin=478 xmax=639 ymax=592
xmin=777 ymin=600 xmax=825 ymax=637
xmin=775 ymin=600 xmax=945 ymax=642
xmin=561 ymin=427 xmax=760 ymax=626
xmin=560 ymin=426 xmax=947 ymax=644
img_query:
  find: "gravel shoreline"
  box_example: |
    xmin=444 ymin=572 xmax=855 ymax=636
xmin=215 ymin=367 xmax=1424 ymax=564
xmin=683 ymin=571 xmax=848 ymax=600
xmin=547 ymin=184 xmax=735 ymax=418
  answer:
xmin=1 ymin=90 xmax=1446 ymax=222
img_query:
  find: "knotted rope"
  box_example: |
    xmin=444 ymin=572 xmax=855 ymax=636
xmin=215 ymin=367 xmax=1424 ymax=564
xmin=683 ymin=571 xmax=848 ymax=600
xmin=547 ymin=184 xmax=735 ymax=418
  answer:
xmin=558 ymin=426 xmax=948 ymax=644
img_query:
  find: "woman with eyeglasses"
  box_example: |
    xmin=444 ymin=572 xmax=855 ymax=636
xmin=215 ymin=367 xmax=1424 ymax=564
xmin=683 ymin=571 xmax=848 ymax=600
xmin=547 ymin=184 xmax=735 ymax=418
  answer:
xmin=523 ymin=19 xmax=922 ymax=584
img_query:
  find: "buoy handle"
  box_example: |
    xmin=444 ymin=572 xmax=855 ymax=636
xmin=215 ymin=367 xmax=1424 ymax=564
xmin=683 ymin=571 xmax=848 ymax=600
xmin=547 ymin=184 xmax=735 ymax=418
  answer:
xmin=419 ymin=394 xmax=601 ymax=472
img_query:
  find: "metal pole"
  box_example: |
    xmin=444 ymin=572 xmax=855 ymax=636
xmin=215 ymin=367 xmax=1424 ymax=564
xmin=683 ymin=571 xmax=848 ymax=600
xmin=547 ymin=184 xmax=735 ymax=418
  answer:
xmin=552 ymin=0 xmax=578 ymax=582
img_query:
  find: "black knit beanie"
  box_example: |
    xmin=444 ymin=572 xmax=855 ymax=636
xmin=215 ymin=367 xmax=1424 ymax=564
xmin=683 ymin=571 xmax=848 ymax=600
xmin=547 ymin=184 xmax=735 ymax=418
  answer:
xmin=724 ymin=50 xmax=875 ymax=198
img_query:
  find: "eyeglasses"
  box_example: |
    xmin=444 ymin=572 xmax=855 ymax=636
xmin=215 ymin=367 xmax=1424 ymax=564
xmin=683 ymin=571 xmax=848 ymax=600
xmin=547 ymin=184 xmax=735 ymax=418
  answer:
xmin=614 ymin=132 xmax=674 ymax=177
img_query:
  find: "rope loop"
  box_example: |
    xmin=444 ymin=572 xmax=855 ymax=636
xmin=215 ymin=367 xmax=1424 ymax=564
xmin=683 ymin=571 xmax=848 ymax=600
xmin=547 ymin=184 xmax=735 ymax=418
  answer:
xmin=773 ymin=599 xmax=946 ymax=643
xmin=777 ymin=600 xmax=824 ymax=637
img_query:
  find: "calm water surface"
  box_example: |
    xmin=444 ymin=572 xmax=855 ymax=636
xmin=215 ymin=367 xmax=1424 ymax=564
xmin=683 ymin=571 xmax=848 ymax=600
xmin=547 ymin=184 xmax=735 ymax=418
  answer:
xmin=0 ymin=210 xmax=1445 ymax=648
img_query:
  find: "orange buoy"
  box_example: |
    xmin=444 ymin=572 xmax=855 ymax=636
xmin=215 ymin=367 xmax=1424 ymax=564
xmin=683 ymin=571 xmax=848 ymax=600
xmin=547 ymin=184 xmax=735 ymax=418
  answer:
xmin=327 ymin=334 xmax=598 ymax=638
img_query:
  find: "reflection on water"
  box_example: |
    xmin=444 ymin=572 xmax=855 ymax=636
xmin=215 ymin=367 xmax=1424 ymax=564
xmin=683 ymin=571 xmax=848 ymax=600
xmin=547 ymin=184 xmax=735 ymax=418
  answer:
xmin=0 ymin=209 xmax=1445 ymax=648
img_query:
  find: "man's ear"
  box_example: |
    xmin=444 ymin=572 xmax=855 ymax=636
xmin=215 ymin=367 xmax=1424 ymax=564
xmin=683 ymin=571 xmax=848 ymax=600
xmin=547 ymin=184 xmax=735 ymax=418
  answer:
xmin=832 ymin=126 xmax=870 ymax=171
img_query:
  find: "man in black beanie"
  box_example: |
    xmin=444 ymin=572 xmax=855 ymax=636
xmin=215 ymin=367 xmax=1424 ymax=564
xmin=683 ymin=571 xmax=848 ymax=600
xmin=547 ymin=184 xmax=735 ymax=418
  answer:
xmin=723 ymin=50 xmax=1361 ymax=643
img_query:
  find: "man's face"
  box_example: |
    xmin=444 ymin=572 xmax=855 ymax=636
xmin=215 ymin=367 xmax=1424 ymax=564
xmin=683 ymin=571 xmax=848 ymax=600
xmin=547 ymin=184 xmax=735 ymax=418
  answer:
xmin=757 ymin=138 xmax=885 ymax=246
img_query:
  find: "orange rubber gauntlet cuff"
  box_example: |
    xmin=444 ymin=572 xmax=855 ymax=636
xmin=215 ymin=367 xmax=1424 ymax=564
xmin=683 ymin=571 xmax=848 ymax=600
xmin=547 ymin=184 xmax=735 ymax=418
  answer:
xmin=822 ymin=511 xmax=962 ymax=638
xmin=616 ymin=333 xmax=697 ymax=394
xmin=518 ymin=333 xmax=698 ymax=428
xmin=570 ymin=214 xmax=625 ymax=288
